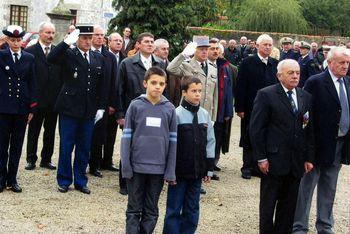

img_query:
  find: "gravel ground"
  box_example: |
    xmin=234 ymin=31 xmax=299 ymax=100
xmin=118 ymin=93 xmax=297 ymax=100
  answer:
xmin=0 ymin=120 xmax=349 ymax=233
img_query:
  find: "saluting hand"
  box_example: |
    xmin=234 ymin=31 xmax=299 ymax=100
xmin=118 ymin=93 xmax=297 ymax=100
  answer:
xmin=64 ymin=29 xmax=80 ymax=45
xmin=182 ymin=42 xmax=197 ymax=58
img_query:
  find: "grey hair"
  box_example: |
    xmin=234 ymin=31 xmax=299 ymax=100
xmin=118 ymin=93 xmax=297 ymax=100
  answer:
xmin=218 ymin=44 xmax=224 ymax=54
xmin=154 ymin=38 xmax=169 ymax=50
xmin=327 ymin=46 xmax=350 ymax=61
xmin=277 ymin=59 xmax=299 ymax=74
xmin=229 ymin=39 xmax=236 ymax=44
xmin=38 ymin=22 xmax=55 ymax=32
xmin=108 ymin=32 xmax=122 ymax=41
xmin=93 ymin=25 xmax=104 ymax=33
xmin=256 ymin=34 xmax=273 ymax=45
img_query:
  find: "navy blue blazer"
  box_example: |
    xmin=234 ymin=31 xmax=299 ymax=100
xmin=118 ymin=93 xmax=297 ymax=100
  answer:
xmin=298 ymin=55 xmax=319 ymax=88
xmin=0 ymin=48 xmax=37 ymax=115
xmin=304 ymin=70 xmax=350 ymax=165
xmin=47 ymin=42 xmax=107 ymax=119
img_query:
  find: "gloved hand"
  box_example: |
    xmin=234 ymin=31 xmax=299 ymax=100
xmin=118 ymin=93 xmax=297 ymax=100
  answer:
xmin=182 ymin=42 xmax=197 ymax=58
xmin=64 ymin=29 xmax=80 ymax=45
xmin=94 ymin=109 xmax=105 ymax=124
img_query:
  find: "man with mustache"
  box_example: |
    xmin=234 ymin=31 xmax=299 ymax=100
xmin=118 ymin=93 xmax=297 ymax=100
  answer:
xmin=25 ymin=22 xmax=62 ymax=171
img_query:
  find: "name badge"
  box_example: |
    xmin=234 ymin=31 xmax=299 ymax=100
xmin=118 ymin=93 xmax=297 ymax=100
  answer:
xmin=146 ymin=117 xmax=161 ymax=127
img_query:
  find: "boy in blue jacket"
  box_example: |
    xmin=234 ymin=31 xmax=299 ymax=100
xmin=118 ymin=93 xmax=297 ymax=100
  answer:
xmin=163 ymin=76 xmax=216 ymax=234
xmin=120 ymin=66 xmax=177 ymax=234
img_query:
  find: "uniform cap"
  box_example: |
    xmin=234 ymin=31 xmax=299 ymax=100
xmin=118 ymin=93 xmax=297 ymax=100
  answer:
xmin=75 ymin=25 xmax=94 ymax=35
xmin=193 ymin=35 xmax=210 ymax=47
xmin=280 ymin=37 xmax=294 ymax=44
xmin=300 ymin=41 xmax=311 ymax=50
xmin=2 ymin=25 xmax=25 ymax=38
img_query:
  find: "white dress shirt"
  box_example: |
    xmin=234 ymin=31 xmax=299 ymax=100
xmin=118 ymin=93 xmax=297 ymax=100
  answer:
xmin=10 ymin=49 xmax=21 ymax=63
xmin=39 ymin=41 xmax=51 ymax=55
xmin=257 ymin=53 xmax=268 ymax=65
xmin=281 ymin=84 xmax=298 ymax=110
xmin=140 ymin=53 xmax=152 ymax=70
xmin=329 ymin=69 xmax=348 ymax=98
xmin=78 ymin=48 xmax=90 ymax=63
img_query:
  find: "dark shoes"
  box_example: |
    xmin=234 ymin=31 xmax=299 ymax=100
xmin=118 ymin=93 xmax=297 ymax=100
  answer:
xmin=40 ymin=162 xmax=57 ymax=170
xmin=214 ymin=166 xmax=222 ymax=171
xmin=212 ymin=174 xmax=220 ymax=181
xmin=89 ymin=169 xmax=103 ymax=178
xmin=75 ymin=186 xmax=91 ymax=194
xmin=241 ymin=169 xmax=252 ymax=180
xmin=9 ymin=184 xmax=22 ymax=193
xmin=25 ymin=162 xmax=36 ymax=170
xmin=101 ymin=165 xmax=119 ymax=172
xmin=58 ymin=185 xmax=69 ymax=193
xmin=119 ymin=187 xmax=128 ymax=195
xmin=200 ymin=188 xmax=206 ymax=194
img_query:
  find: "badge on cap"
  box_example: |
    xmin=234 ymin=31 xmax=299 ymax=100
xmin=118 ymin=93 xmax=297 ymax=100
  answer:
xmin=73 ymin=72 xmax=78 ymax=78
xmin=5 ymin=66 xmax=9 ymax=70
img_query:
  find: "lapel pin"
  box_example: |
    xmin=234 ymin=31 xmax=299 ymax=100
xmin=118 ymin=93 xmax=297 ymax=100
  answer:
xmin=5 ymin=66 xmax=9 ymax=70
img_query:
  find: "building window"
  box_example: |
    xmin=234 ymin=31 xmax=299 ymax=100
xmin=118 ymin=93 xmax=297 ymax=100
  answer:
xmin=10 ymin=5 xmax=28 ymax=30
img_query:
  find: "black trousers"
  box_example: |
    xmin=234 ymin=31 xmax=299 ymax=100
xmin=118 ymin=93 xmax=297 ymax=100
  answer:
xmin=214 ymin=121 xmax=225 ymax=165
xmin=260 ymin=172 xmax=300 ymax=234
xmin=26 ymin=107 xmax=58 ymax=164
xmin=90 ymin=113 xmax=118 ymax=170
xmin=126 ymin=173 xmax=164 ymax=234
xmin=0 ymin=114 xmax=27 ymax=186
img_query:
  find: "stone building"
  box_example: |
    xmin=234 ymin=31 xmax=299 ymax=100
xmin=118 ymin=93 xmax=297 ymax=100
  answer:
xmin=0 ymin=0 xmax=116 ymax=32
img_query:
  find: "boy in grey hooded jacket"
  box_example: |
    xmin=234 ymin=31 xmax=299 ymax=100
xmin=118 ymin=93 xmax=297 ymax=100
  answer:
xmin=120 ymin=67 xmax=177 ymax=234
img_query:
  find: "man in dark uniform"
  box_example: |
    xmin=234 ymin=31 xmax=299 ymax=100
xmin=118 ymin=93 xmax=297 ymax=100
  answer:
xmin=116 ymin=32 xmax=165 ymax=195
xmin=0 ymin=25 xmax=37 ymax=193
xmin=47 ymin=25 xmax=107 ymax=194
xmin=279 ymin=37 xmax=300 ymax=61
xmin=235 ymin=34 xmax=278 ymax=179
xmin=89 ymin=25 xmax=118 ymax=178
xmin=24 ymin=22 xmax=62 ymax=171
xmin=298 ymin=41 xmax=319 ymax=87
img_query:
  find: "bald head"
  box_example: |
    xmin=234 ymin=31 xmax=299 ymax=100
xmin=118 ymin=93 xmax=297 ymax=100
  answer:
xmin=277 ymin=59 xmax=300 ymax=90
xmin=108 ymin=32 xmax=123 ymax=53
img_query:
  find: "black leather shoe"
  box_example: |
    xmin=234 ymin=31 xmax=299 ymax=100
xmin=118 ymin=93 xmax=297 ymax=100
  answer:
xmin=212 ymin=174 xmax=220 ymax=181
xmin=58 ymin=185 xmax=69 ymax=193
xmin=25 ymin=162 xmax=36 ymax=170
xmin=200 ymin=188 xmax=206 ymax=195
xmin=75 ymin=186 xmax=91 ymax=194
xmin=10 ymin=184 xmax=22 ymax=193
xmin=214 ymin=165 xmax=222 ymax=171
xmin=0 ymin=186 xmax=4 ymax=193
xmin=102 ymin=165 xmax=119 ymax=172
xmin=241 ymin=172 xmax=251 ymax=180
xmin=89 ymin=170 xmax=103 ymax=178
xmin=119 ymin=187 xmax=128 ymax=195
xmin=40 ymin=162 xmax=57 ymax=170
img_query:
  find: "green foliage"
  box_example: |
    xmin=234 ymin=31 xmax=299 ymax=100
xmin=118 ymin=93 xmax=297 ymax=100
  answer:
xmin=232 ymin=0 xmax=308 ymax=34
xmin=108 ymin=0 xmax=219 ymax=57
xmin=300 ymin=0 xmax=350 ymax=36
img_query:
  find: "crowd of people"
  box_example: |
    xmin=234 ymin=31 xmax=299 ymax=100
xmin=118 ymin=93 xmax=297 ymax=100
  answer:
xmin=0 ymin=21 xmax=349 ymax=234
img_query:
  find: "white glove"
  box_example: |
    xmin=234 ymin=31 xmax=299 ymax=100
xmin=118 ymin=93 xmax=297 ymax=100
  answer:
xmin=182 ymin=42 xmax=197 ymax=57
xmin=94 ymin=109 xmax=105 ymax=124
xmin=64 ymin=29 xmax=80 ymax=45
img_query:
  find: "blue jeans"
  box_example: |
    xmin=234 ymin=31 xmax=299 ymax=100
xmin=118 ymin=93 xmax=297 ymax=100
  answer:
xmin=57 ymin=114 xmax=94 ymax=188
xmin=163 ymin=178 xmax=202 ymax=234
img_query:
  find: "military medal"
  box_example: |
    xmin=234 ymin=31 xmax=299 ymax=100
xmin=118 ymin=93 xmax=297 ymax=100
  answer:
xmin=73 ymin=72 xmax=78 ymax=78
xmin=5 ymin=66 xmax=9 ymax=70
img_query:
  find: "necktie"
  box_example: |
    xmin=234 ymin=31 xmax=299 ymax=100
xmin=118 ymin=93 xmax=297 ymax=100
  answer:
xmin=44 ymin=47 xmax=50 ymax=57
xmin=338 ymin=79 xmax=349 ymax=136
xmin=261 ymin=58 xmax=267 ymax=65
xmin=94 ymin=49 xmax=100 ymax=53
xmin=287 ymin=90 xmax=298 ymax=114
xmin=201 ymin=62 xmax=208 ymax=76
xmin=13 ymin=53 xmax=19 ymax=63
xmin=84 ymin=52 xmax=89 ymax=65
